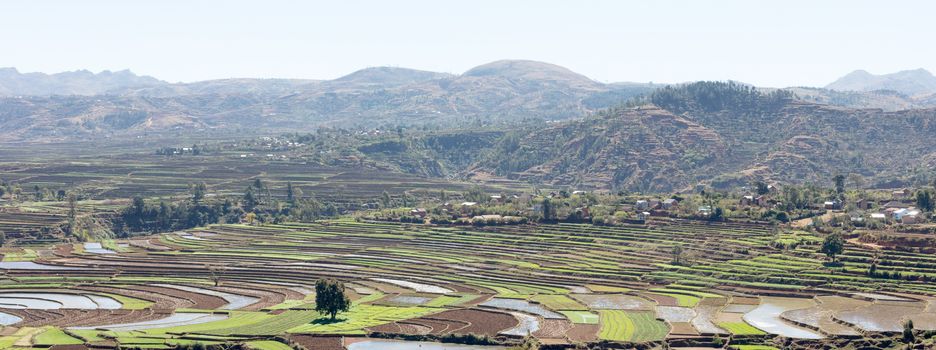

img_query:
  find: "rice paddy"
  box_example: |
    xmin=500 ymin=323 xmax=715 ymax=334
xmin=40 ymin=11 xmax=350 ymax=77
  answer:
xmin=0 ymin=216 xmax=933 ymax=349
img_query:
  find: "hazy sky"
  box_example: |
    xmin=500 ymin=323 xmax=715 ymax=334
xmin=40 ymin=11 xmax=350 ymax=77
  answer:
xmin=1 ymin=0 xmax=933 ymax=87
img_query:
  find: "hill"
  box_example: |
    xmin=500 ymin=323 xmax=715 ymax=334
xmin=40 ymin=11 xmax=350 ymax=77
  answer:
xmin=0 ymin=67 xmax=165 ymax=96
xmin=0 ymin=60 xmax=655 ymax=140
xmin=323 ymin=82 xmax=936 ymax=192
xmin=826 ymin=68 xmax=936 ymax=95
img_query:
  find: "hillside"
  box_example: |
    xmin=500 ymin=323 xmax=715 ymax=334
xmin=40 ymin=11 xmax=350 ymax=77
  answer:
xmin=321 ymin=82 xmax=936 ymax=192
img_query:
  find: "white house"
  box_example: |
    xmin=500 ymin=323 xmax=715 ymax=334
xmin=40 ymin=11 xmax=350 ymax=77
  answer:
xmin=636 ymin=200 xmax=649 ymax=210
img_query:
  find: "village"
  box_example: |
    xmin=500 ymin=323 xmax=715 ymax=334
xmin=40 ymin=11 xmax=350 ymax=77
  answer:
xmin=360 ymin=182 xmax=934 ymax=237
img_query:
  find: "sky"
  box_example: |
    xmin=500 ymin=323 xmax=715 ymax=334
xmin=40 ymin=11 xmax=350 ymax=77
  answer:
xmin=0 ymin=0 xmax=933 ymax=87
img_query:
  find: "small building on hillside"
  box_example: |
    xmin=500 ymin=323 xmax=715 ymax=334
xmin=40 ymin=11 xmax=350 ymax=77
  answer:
xmin=824 ymin=200 xmax=843 ymax=210
xmin=755 ymin=195 xmax=771 ymax=207
xmin=648 ymin=199 xmax=662 ymax=210
xmin=410 ymin=208 xmax=428 ymax=218
xmin=894 ymin=208 xmax=921 ymax=223
xmin=637 ymin=211 xmax=650 ymax=221
xmin=662 ymin=198 xmax=679 ymax=210
xmin=870 ymin=213 xmax=887 ymax=221
xmin=698 ymin=205 xmax=712 ymax=216
xmin=740 ymin=195 xmax=754 ymax=206
xmin=892 ymin=188 xmax=912 ymax=199
xmin=883 ymin=201 xmax=911 ymax=209
xmin=856 ymin=199 xmax=873 ymax=210
xmin=636 ymin=200 xmax=649 ymax=210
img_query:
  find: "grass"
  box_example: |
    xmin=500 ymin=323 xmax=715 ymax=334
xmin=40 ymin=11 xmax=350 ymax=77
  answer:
xmin=287 ymin=305 xmax=440 ymax=334
xmin=530 ymin=294 xmax=587 ymax=311
xmin=655 ymin=293 xmax=702 ymax=307
xmin=33 ymin=327 xmax=84 ymax=346
xmin=729 ymin=346 xmax=780 ymax=350
xmin=585 ymin=284 xmax=631 ymax=293
xmin=717 ymin=322 xmax=767 ymax=335
xmin=245 ymin=340 xmax=293 ymax=350
xmin=560 ymin=310 xmax=599 ymax=324
xmin=598 ymin=310 xmax=669 ymax=342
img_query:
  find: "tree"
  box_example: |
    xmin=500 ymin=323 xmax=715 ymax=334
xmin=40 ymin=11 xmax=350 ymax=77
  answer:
xmin=671 ymin=245 xmax=684 ymax=265
xmin=243 ymin=187 xmax=257 ymax=211
xmin=903 ymin=319 xmax=915 ymax=343
xmin=380 ymin=191 xmax=392 ymax=209
xmin=709 ymin=207 xmax=724 ymax=221
xmin=916 ymin=190 xmax=934 ymax=212
xmin=541 ymin=198 xmax=553 ymax=221
xmin=286 ymin=182 xmax=295 ymax=204
xmin=315 ymin=279 xmax=350 ymax=321
xmin=821 ymin=233 xmax=845 ymax=262
xmin=833 ymin=174 xmax=846 ymax=196
xmin=190 ymin=182 xmax=207 ymax=206
xmin=754 ymin=181 xmax=769 ymax=196
xmin=66 ymin=193 xmax=78 ymax=236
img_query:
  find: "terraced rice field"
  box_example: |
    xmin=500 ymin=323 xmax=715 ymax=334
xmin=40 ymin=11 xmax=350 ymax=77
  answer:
xmin=0 ymin=218 xmax=933 ymax=348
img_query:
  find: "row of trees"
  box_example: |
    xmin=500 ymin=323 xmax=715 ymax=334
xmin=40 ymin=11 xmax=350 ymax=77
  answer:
xmin=112 ymin=180 xmax=338 ymax=237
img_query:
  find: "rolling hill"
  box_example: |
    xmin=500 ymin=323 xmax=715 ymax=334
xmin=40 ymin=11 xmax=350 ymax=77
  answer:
xmin=0 ymin=60 xmax=655 ymax=140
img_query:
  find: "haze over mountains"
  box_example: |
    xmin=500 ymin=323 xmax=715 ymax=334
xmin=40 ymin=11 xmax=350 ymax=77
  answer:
xmin=826 ymin=68 xmax=936 ymax=95
xmin=0 ymin=60 xmax=935 ymax=190
xmin=0 ymin=60 xmax=656 ymax=139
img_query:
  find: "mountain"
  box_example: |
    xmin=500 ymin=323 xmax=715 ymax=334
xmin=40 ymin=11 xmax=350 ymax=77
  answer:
xmin=0 ymin=60 xmax=656 ymax=140
xmin=826 ymin=68 xmax=936 ymax=95
xmin=0 ymin=68 xmax=166 ymax=96
xmin=332 ymin=67 xmax=452 ymax=87
xmin=339 ymin=82 xmax=936 ymax=192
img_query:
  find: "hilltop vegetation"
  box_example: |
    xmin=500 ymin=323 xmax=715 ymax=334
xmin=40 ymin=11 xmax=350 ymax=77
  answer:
xmin=245 ymin=82 xmax=936 ymax=192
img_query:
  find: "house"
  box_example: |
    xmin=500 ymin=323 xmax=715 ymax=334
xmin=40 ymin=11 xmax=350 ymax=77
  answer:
xmin=767 ymin=184 xmax=779 ymax=194
xmin=637 ymin=211 xmax=650 ymax=221
xmin=856 ymin=199 xmax=873 ymax=210
xmin=409 ymin=208 xmax=428 ymax=218
xmin=892 ymin=188 xmax=912 ymax=199
xmin=883 ymin=201 xmax=911 ymax=209
xmin=460 ymin=202 xmax=477 ymax=214
xmin=636 ymin=200 xmax=649 ymax=210
xmin=698 ymin=205 xmax=712 ymax=216
xmin=574 ymin=206 xmax=591 ymax=218
xmin=489 ymin=195 xmax=503 ymax=204
xmin=739 ymin=195 xmax=754 ymax=206
xmin=755 ymin=195 xmax=771 ymax=207
xmin=572 ymin=190 xmax=587 ymax=195
xmin=824 ymin=200 xmax=842 ymax=210
xmin=472 ymin=214 xmax=503 ymax=223
xmin=648 ymin=199 xmax=662 ymax=209
xmin=895 ymin=208 xmax=921 ymax=223
xmin=902 ymin=213 xmax=921 ymax=224
xmin=662 ymin=198 xmax=678 ymax=210
xmin=870 ymin=213 xmax=887 ymax=220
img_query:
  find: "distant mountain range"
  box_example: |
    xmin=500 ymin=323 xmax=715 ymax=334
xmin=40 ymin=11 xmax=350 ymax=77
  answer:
xmin=0 ymin=60 xmax=655 ymax=140
xmin=0 ymin=68 xmax=164 ymax=96
xmin=825 ymin=68 xmax=936 ymax=95
xmin=0 ymin=63 xmax=935 ymax=190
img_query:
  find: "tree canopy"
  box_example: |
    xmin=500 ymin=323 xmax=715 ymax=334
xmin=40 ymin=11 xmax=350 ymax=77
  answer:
xmin=315 ymin=279 xmax=351 ymax=321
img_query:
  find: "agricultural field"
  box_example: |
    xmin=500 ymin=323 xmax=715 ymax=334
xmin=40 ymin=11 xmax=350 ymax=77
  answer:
xmin=0 ymin=217 xmax=932 ymax=349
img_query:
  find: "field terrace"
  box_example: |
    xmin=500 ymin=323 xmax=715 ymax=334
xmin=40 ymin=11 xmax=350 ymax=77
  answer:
xmin=0 ymin=219 xmax=934 ymax=349
xmin=0 ymin=156 xmax=519 ymax=205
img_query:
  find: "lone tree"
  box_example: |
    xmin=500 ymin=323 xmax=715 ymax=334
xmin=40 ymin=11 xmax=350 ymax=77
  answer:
xmin=315 ymin=279 xmax=350 ymax=321
xmin=821 ymin=233 xmax=845 ymax=262
xmin=671 ymin=245 xmax=684 ymax=265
